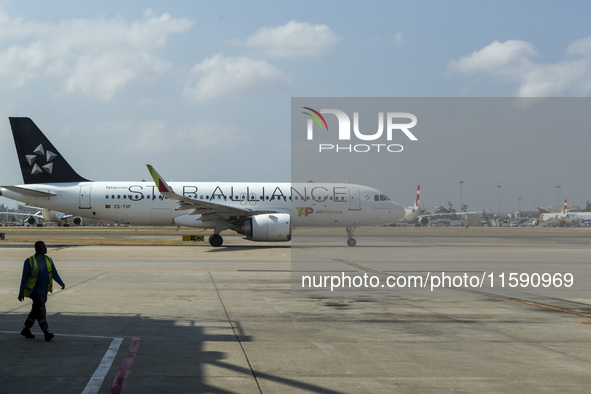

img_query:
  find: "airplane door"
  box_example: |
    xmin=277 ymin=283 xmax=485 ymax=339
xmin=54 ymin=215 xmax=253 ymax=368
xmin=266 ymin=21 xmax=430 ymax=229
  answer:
xmin=349 ymin=188 xmax=361 ymax=211
xmin=79 ymin=185 xmax=92 ymax=209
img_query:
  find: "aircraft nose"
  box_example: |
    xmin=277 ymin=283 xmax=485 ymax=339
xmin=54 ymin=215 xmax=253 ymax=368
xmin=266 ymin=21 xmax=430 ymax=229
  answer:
xmin=389 ymin=201 xmax=406 ymax=222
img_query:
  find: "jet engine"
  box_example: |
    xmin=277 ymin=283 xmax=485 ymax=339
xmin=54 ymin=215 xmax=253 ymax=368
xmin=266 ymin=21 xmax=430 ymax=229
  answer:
xmin=240 ymin=213 xmax=291 ymax=242
xmin=27 ymin=216 xmax=36 ymax=225
xmin=73 ymin=217 xmax=82 ymax=225
xmin=418 ymin=217 xmax=429 ymax=226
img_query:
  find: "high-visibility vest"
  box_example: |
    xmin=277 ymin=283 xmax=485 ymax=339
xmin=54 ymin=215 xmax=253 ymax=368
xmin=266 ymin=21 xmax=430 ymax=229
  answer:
xmin=23 ymin=255 xmax=53 ymax=297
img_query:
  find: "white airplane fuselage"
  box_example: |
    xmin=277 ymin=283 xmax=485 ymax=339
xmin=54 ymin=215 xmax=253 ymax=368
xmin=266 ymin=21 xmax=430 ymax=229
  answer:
xmin=2 ymin=117 xmax=406 ymax=246
xmin=1 ymin=181 xmax=405 ymax=228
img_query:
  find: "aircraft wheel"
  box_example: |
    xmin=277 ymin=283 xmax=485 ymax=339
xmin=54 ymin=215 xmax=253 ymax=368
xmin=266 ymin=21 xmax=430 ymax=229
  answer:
xmin=209 ymin=234 xmax=224 ymax=247
xmin=347 ymin=238 xmax=357 ymax=247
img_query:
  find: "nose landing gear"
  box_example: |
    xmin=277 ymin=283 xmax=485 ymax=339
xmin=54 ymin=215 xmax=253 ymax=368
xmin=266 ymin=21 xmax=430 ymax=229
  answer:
xmin=346 ymin=227 xmax=357 ymax=247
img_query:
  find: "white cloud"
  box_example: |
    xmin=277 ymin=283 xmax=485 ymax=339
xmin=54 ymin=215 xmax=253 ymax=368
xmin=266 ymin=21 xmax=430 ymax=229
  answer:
xmin=0 ymin=9 xmax=192 ymax=101
xmin=64 ymin=52 xmax=171 ymax=102
xmin=183 ymin=53 xmax=291 ymax=102
xmin=450 ymin=40 xmax=538 ymax=76
xmin=242 ymin=20 xmax=339 ymax=58
xmin=449 ymin=38 xmax=591 ymax=96
xmin=567 ymin=36 xmax=591 ymax=56
xmin=108 ymin=119 xmax=239 ymax=153
xmin=130 ymin=121 xmax=242 ymax=153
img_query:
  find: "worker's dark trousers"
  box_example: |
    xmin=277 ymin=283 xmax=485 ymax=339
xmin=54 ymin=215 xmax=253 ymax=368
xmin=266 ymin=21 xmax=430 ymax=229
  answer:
xmin=24 ymin=292 xmax=49 ymax=332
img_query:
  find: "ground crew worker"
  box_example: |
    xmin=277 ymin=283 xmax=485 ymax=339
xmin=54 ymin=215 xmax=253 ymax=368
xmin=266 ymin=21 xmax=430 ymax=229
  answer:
xmin=18 ymin=241 xmax=65 ymax=341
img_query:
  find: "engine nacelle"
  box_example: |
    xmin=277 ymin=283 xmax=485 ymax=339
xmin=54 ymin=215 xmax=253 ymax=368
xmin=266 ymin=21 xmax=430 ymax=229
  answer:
xmin=27 ymin=216 xmax=36 ymax=225
xmin=418 ymin=217 xmax=429 ymax=226
xmin=73 ymin=217 xmax=82 ymax=225
xmin=241 ymin=213 xmax=291 ymax=242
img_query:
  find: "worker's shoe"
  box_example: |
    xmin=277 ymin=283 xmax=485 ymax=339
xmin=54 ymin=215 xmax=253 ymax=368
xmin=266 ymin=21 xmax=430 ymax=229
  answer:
xmin=44 ymin=331 xmax=54 ymax=342
xmin=20 ymin=328 xmax=35 ymax=339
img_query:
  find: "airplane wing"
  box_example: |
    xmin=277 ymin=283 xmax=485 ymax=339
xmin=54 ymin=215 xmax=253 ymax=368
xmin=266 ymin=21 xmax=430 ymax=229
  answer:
xmin=539 ymin=213 xmax=566 ymax=226
xmin=1 ymin=186 xmax=56 ymax=198
xmin=415 ymin=210 xmax=483 ymax=226
xmin=0 ymin=211 xmax=41 ymax=226
xmin=23 ymin=206 xmax=73 ymax=221
xmin=418 ymin=210 xmax=483 ymax=219
xmin=0 ymin=212 xmax=31 ymax=217
xmin=146 ymin=165 xmax=280 ymax=221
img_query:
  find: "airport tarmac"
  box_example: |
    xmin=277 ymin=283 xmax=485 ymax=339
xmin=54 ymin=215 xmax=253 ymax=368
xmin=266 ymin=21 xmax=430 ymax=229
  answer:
xmin=1 ymin=227 xmax=591 ymax=393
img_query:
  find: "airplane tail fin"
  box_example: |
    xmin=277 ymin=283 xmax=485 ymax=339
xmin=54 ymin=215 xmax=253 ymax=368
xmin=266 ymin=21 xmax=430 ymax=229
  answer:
xmin=414 ymin=185 xmax=420 ymax=209
xmin=9 ymin=117 xmax=90 ymax=184
xmin=563 ymin=198 xmax=567 ymax=214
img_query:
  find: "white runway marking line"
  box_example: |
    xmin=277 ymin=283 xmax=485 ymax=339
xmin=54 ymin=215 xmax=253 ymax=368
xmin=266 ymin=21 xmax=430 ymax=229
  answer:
xmin=1 ymin=330 xmax=140 ymax=392
xmin=81 ymin=337 xmax=123 ymax=394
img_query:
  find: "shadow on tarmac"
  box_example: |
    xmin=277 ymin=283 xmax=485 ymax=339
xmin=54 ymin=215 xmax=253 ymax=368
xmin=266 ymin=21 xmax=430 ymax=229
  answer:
xmin=0 ymin=312 xmax=344 ymax=394
xmin=206 ymin=245 xmax=291 ymax=253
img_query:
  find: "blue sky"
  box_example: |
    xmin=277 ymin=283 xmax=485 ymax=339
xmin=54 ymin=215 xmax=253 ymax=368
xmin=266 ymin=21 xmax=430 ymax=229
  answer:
xmin=1 ymin=1 xmax=591 ymax=212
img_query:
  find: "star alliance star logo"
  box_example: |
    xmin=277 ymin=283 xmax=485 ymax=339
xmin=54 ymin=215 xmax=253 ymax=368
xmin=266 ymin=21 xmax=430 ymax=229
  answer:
xmin=25 ymin=144 xmax=57 ymax=176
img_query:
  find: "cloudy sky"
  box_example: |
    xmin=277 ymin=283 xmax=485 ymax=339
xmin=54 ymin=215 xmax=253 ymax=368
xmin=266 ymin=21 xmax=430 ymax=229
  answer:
xmin=1 ymin=1 xmax=590 ymax=213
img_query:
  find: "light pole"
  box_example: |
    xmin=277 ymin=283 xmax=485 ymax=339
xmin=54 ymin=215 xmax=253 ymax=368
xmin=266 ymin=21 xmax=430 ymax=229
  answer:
xmin=458 ymin=180 xmax=464 ymax=227
xmin=459 ymin=180 xmax=464 ymax=212
xmin=497 ymin=185 xmax=502 ymax=218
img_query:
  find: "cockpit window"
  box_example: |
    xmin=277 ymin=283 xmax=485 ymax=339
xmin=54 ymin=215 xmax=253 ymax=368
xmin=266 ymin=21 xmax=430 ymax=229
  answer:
xmin=375 ymin=194 xmax=390 ymax=201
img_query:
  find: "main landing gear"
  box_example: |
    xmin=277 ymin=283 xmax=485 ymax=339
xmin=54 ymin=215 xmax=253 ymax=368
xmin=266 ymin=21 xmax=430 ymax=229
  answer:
xmin=346 ymin=227 xmax=357 ymax=247
xmin=209 ymin=234 xmax=223 ymax=247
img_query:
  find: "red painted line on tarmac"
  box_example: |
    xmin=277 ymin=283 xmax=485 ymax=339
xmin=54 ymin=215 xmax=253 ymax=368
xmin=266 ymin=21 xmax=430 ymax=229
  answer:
xmin=110 ymin=336 xmax=140 ymax=394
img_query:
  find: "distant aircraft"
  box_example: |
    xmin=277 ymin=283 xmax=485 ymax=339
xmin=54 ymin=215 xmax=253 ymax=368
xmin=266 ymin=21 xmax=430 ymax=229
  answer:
xmin=9 ymin=207 xmax=82 ymax=226
xmin=399 ymin=185 xmax=421 ymax=223
xmin=397 ymin=185 xmax=482 ymax=226
xmin=572 ymin=215 xmax=591 ymax=225
xmin=416 ymin=209 xmax=483 ymax=227
xmin=563 ymin=201 xmax=591 ymax=225
xmin=538 ymin=199 xmax=568 ymax=226
xmin=0 ymin=117 xmax=405 ymax=246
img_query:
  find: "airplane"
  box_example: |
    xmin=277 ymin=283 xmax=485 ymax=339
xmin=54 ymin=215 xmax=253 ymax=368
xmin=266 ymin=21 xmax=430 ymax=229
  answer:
xmin=566 ymin=212 xmax=591 ymax=224
xmin=538 ymin=199 xmax=568 ymax=226
xmin=398 ymin=185 xmax=421 ymax=223
xmin=575 ymin=216 xmax=591 ymax=225
xmin=414 ymin=209 xmax=484 ymax=227
xmin=397 ymin=185 xmax=482 ymax=226
xmin=0 ymin=207 xmax=81 ymax=226
xmin=562 ymin=201 xmax=591 ymax=225
xmin=0 ymin=117 xmax=406 ymax=246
